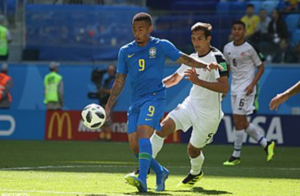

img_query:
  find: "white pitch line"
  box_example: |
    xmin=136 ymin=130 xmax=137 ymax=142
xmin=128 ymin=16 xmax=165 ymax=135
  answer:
xmin=0 ymin=188 xmax=128 ymax=196
xmin=0 ymin=165 xmax=300 ymax=171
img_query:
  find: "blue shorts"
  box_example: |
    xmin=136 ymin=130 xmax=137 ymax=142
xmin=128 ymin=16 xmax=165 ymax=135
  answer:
xmin=127 ymin=98 xmax=165 ymax=134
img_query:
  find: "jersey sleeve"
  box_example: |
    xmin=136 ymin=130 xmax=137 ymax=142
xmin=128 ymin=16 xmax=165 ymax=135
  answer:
xmin=160 ymin=39 xmax=182 ymax=61
xmin=176 ymin=64 xmax=189 ymax=76
xmin=249 ymin=42 xmax=265 ymax=66
xmin=215 ymin=54 xmax=229 ymax=78
xmin=223 ymin=46 xmax=230 ymax=65
xmin=117 ymin=48 xmax=128 ymax=74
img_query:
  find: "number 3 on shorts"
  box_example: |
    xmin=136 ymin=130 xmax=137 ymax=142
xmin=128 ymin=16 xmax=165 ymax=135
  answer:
xmin=147 ymin=105 xmax=155 ymax=117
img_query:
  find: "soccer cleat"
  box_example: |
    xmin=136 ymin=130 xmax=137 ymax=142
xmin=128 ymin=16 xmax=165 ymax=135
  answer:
xmin=177 ymin=171 xmax=203 ymax=188
xmin=124 ymin=168 xmax=150 ymax=179
xmin=155 ymin=167 xmax=169 ymax=191
xmin=265 ymin=141 xmax=275 ymax=161
xmin=125 ymin=176 xmax=147 ymax=192
xmin=223 ymin=156 xmax=241 ymax=166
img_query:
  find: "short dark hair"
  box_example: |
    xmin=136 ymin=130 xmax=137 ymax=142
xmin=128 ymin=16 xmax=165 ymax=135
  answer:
xmin=246 ymin=3 xmax=255 ymax=9
xmin=132 ymin=12 xmax=152 ymax=26
xmin=191 ymin=22 xmax=212 ymax=38
xmin=232 ymin=20 xmax=246 ymax=29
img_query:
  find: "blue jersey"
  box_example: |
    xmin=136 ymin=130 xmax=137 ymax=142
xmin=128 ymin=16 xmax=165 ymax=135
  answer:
xmin=117 ymin=37 xmax=182 ymax=103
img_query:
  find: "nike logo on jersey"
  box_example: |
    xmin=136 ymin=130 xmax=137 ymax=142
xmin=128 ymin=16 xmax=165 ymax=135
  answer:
xmin=128 ymin=53 xmax=135 ymax=58
xmin=145 ymin=118 xmax=152 ymax=121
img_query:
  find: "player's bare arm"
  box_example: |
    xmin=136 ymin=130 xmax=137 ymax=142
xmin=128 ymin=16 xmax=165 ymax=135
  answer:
xmin=270 ymin=80 xmax=300 ymax=111
xmin=163 ymin=73 xmax=183 ymax=88
xmin=245 ymin=63 xmax=264 ymax=95
xmin=184 ymin=69 xmax=229 ymax=94
xmin=105 ymin=73 xmax=127 ymax=118
xmin=176 ymin=53 xmax=223 ymax=71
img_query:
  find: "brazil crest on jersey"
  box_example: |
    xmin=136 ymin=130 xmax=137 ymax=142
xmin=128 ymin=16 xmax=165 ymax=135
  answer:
xmin=117 ymin=37 xmax=182 ymax=103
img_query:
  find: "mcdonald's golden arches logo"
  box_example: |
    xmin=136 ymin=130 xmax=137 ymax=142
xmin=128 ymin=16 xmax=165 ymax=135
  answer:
xmin=48 ymin=112 xmax=72 ymax=139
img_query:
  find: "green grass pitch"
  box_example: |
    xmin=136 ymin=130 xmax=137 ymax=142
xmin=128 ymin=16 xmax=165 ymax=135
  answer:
xmin=0 ymin=141 xmax=299 ymax=196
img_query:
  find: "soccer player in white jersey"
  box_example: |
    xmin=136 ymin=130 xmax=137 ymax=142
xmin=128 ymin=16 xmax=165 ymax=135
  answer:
xmin=223 ymin=21 xmax=275 ymax=166
xmin=150 ymin=22 xmax=229 ymax=188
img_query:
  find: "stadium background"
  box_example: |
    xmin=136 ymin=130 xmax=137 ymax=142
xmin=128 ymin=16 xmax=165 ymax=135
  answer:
xmin=0 ymin=0 xmax=300 ymax=146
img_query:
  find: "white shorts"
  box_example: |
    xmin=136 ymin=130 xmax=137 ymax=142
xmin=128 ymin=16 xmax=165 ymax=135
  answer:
xmin=168 ymin=100 xmax=221 ymax=148
xmin=231 ymin=94 xmax=255 ymax=115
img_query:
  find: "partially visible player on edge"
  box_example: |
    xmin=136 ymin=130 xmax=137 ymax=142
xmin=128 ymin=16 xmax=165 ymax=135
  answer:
xmin=270 ymin=80 xmax=300 ymax=111
xmin=150 ymin=22 xmax=229 ymax=188
xmin=104 ymin=13 xmax=222 ymax=192
xmin=223 ymin=21 xmax=275 ymax=166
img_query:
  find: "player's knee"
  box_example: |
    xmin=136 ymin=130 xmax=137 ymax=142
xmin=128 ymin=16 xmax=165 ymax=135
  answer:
xmin=158 ymin=118 xmax=176 ymax=138
xmin=187 ymin=143 xmax=201 ymax=158
xmin=137 ymin=125 xmax=153 ymax=138
xmin=233 ymin=116 xmax=246 ymax=130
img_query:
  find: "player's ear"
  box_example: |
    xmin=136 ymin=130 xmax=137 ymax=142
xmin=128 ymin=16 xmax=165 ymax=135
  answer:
xmin=148 ymin=25 xmax=153 ymax=34
xmin=207 ymin=35 xmax=212 ymax=43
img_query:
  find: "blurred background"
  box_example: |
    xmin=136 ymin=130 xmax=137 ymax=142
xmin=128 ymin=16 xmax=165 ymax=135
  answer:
xmin=0 ymin=0 xmax=299 ymax=146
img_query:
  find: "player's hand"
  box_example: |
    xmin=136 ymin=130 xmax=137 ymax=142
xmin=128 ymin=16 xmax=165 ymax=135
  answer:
xmin=245 ymin=84 xmax=254 ymax=96
xmin=207 ymin=62 xmax=223 ymax=71
xmin=269 ymin=93 xmax=289 ymax=111
xmin=104 ymin=105 xmax=111 ymax=121
xmin=221 ymin=93 xmax=227 ymax=101
xmin=184 ymin=68 xmax=199 ymax=84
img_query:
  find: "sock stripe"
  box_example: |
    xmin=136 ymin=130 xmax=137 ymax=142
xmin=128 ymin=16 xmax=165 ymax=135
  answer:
xmin=139 ymin=152 xmax=152 ymax=160
xmin=234 ymin=149 xmax=241 ymax=151
xmin=258 ymin=136 xmax=264 ymax=143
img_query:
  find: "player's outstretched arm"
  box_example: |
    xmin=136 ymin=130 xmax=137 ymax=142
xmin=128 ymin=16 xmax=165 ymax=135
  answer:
xmin=163 ymin=73 xmax=183 ymax=88
xmin=270 ymin=80 xmax=300 ymax=111
xmin=105 ymin=73 xmax=127 ymax=118
xmin=176 ymin=53 xmax=223 ymax=71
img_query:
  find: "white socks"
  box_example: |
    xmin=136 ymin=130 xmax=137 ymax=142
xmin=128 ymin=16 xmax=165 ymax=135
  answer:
xmin=232 ymin=129 xmax=245 ymax=158
xmin=150 ymin=132 xmax=165 ymax=158
xmin=245 ymin=123 xmax=268 ymax=148
xmin=190 ymin=153 xmax=204 ymax=175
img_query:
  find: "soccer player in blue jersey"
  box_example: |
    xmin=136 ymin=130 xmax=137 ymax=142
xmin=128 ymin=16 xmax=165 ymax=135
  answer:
xmin=104 ymin=12 xmax=222 ymax=192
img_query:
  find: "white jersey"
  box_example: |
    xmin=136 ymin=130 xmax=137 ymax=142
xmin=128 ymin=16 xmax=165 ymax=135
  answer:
xmin=223 ymin=41 xmax=264 ymax=95
xmin=176 ymin=47 xmax=229 ymax=119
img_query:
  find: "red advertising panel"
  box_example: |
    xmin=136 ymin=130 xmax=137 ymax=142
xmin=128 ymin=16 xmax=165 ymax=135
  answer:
xmin=45 ymin=111 xmax=101 ymax=140
xmin=45 ymin=111 xmax=180 ymax=143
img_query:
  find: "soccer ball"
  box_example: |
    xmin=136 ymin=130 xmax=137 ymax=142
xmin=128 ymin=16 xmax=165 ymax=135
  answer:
xmin=81 ymin=103 xmax=106 ymax=129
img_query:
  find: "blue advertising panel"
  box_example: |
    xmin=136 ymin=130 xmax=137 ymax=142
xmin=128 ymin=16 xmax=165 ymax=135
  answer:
xmin=8 ymin=63 xmax=300 ymax=115
xmin=180 ymin=114 xmax=300 ymax=147
xmin=0 ymin=110 xmax=45 ymax=140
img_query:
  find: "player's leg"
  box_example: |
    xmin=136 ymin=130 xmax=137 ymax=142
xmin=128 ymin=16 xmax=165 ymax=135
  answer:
xmin=225 ymin=94 xmax=275 ymax=165
xmin=224 ymin=95 xmax=247 ymax=165
xmin=126 ymin=99 xmax=168 ymax=192
xmin=224 ymin=114 xmax=247 ymax=165
xmin=243 ymin=94 xmax=275 ymax=161
xmin=151 ymin=103 xmax=192 ymax=158
xmin=150 ymin=116 xmax=176 ymax=158
xmin=177 ymin=143 xmax=204 ymax=188
xmin=178 ymin=117 xmax=219 ymax=188
xmin=125 ymin=126 xmax=151 ymax=192
xmin=124 ymin=107 xmax=148 ymax=192
xmin=137 ymin=125 xmax=154 ymax=185
xmin=127 ymin=124 xmax=168 ymax=192
xmin=244 ymin=120 xmax=275 ymax=161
